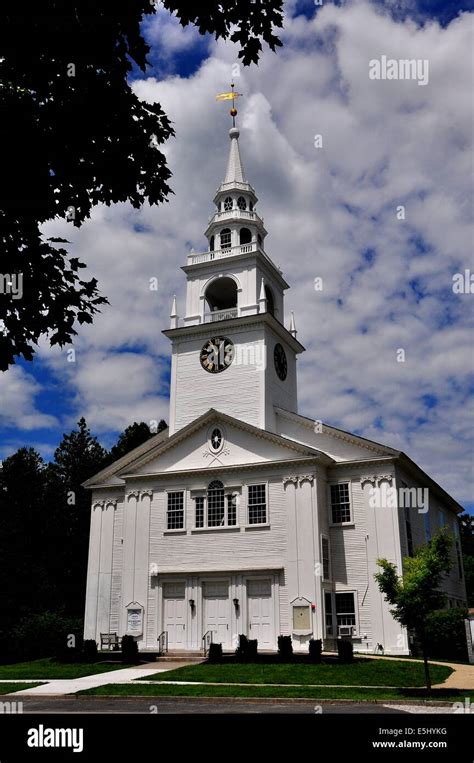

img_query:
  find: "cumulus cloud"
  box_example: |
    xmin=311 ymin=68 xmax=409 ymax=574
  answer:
xmin=0 ymin=367 xmax=58 ymax=431
xmin=11 ymin=1 xmax=474 ymax=503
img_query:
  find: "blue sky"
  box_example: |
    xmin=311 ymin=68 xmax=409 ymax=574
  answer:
xmin=1 ymin=0 xmax=473 ymax=512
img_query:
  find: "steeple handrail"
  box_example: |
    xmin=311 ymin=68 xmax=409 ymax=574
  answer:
xmin=187 ymin=242 xmax=281 ymax=273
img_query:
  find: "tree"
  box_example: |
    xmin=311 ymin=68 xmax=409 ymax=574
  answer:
xmin=458 ymin=512 xmax=474 ymax=606
xmin=375 ymin=531 xmax=452 ymax=692
xmin=0 ymin=448 xmax=49 ymax=623
xmin=0 ymin=1 xmax=283 ymax=370
xmin=106 ymin=419 xmax=167 ymax=464
xmin=45 ymin=418 xmax=108 ymax=615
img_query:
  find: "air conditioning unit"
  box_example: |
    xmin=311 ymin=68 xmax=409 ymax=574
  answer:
xmin=338 ymin=625 xmax=355 ymax=637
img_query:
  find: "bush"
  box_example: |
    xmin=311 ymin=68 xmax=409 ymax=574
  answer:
xmin=309 ymin=639 xmax=322 ymax=663
xmin=121 ymin=635 xmax=139 ymax=664
xmin=208 ymin=643 xmax=223 ymax=663
xmin=82 ymin=640 xmax=98 ymax=662
xmin=337 ymin=638 xmax=353 ymax=663
xmin=1 ymin=612 xmax=84 ymax=663
xmin=424 ymin=608 xmax=469 ymax=662
xmin=278 ymin=635 xmax=293 ymax=661
xmin=235 ymin=635 xmax=258 ymax=662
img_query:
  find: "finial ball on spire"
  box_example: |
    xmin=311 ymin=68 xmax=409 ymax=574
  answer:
xmin=230 ymin=107 xmax=237 ymax=117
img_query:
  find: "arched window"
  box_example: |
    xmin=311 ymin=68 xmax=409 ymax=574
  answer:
xmin=209 ymin=235 xmax=215 ymax=252
xmin=249 ymin=200 xmax=254 ymax=211
xmin=224 ymin=196 xmax=233 ymax=211
xmin=265 ymin=285 xmax=275 ymax=316
xmin=239 ymin=227 xmax=252 ymax=245
xmin=204 ymin=276 xmax=238 ymax=312
xmin=220 ymin=228 xmax=231 ymax=249
xmin=207 ymin=480 xmax=225 ymax=526
xmin=237 ymin=196 xmax=246 ymax=211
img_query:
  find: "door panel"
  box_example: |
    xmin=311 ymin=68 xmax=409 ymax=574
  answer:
xmin=203 ymin=581 xmax=230 ymax=648
xmin=163 ymin=582 xmax=186 ymax=648
xmin=248 ymin=579 xmax=273 ymax=648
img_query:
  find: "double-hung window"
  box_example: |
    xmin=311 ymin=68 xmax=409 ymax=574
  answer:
xmin=321 ymin=536 xmax=330 ymax=581
xmin=167 ymin=491 xmax=184 ymax=530
xmin=330 ymin=483 xmax=351 ymax=524
xmin=335 ymin=592 xmax=357 ymax=635
xmin=248 ymin=484 xmax=267 ymax=525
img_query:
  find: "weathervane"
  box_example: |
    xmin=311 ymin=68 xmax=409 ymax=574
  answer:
xmin=216 ymin=82 xmax=243 ymax=127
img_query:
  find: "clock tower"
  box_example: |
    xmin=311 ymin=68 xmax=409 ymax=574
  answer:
xmin=163 ymin=110 xmax=304 ymax=435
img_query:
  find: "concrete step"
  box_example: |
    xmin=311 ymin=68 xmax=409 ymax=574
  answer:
xmin=158 ymin=653 xmax=205 ymax=662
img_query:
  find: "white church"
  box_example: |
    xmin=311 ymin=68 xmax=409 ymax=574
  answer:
xmin=83 ymin=113 xmax=466 ymax=656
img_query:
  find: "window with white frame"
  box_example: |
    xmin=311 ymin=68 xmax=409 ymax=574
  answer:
xmin=207 ymin=480 xmax=225 ymax=526
xmin=248 ymin=484 xmax=267 ymax=525
xmin=405 ymin=506 xmax=414 ymax=557
xmin=193 ymin=482 xmax=238 ymax=529
xmin=227 ymin=493 xmax=237 ymax=526
xmin=335 ymin=592 xmax=357 ymax=635
xmin=330 ymin=483 xmax=351 ymax=524
xmin=321 ymin=536 xmax=330 ymax=581
xmin=324 ymin=591 xmax=333 ymax=637
xmin=195 ymin=496 xmax=205 ymax=528
xmin=167 ymin=491 xmax=184 ymax=530
xmin=424 ymin=511 xmax=431 ymax=542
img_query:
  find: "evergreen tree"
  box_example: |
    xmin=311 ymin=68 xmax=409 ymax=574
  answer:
xmin=107 ymin=419 xmax=167 ymax=464
xmin=46 ymin=418 xmax=108 ymax=616
xmin=0 ymin=448 xmax=49 ymax=623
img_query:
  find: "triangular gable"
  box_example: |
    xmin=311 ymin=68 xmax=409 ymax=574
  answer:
xmin=82 ymin=427 xmax=169 ymax=488
xmin=115 ymin=409 xmax=332 ymax=479
xmin=275 ymin=407 xmax=399 ymax=463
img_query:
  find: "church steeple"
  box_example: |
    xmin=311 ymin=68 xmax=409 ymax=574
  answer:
xmin=163 ymin=98 xmax=305 ymax=435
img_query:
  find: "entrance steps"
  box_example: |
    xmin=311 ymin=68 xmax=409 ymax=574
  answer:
xmin=158 ymin=651 xmax=206 ymax=662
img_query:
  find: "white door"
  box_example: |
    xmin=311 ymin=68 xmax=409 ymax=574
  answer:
xmin=203 ymin=581 xmax=231 ymax=648
xmin=163 ymin=582 xmax=186 ymax=649
xmin=248 ymin=579 xmax=274 ymax=648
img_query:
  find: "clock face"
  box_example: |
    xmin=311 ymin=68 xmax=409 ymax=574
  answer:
xmin=274 ymin=343 xmax=287 ymax=381
xmin=200 ymin=336 xmax=234 ymax=374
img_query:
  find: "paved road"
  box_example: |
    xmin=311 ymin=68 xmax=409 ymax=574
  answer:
xmin=14 ymin=696 xmax=454 ymax=714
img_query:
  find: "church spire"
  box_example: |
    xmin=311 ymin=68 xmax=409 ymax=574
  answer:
xmin=224 ymin=127 xmax=246 ymax=184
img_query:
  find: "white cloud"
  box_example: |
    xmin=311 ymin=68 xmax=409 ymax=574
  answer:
xmin=0 ymin=367 xmax=58 ymax=430
xmin=29 ymin=1 xmax=473 ymax=503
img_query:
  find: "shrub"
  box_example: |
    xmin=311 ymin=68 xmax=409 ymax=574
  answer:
xmin=278 ymin=635 xmax=293 ymax=661
xmin=4 ymin=612 xmax=84 ymax=663
xmin=235 ymin=635 xmax=258 ymax=662
xmin=82 ymin=639 xmax=98 ymax=662
xmin=337 ymin=638 xmax=353 ymax=663
xmin=208 ymin=643 xmax=223 ymax=663
xmin=309 ymin=638 xmax=322 ymax=663
xmin=121 ymin=635 xmax=139 ymax=664
xmin=424 ymin=608 xmax=469 ymax=662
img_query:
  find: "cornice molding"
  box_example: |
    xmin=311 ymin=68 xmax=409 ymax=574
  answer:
xmin=274 ymin=407 xmax=396 ymax=456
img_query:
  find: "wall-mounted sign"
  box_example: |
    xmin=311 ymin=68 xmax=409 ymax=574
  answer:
xmin=125 ymin=602 xmax=144 ymax=636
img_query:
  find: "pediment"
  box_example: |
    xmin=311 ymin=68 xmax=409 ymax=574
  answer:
xmin=117 ymin=410 xmax=330 ymax=479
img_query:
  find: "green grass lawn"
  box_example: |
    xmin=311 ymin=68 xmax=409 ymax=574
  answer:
xmin=138 ymin=659 xmax=452 ymax=688
xmin=0 ymin=683 xmax=45 ymax=694
xmin=0 ymin=658 xmax=132 ymax=680
xmin=78 ymin=683 xmax=474 ymax=703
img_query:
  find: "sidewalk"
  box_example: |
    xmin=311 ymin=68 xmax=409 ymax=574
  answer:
xmin=349 ymin=654 xmax=474 ymax=691
xmin=7 ymin=662 xmax=178 ymax=696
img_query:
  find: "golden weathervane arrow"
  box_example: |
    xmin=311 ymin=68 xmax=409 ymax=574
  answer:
xmin=216 ymin=82 xmax=243 ymax=126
